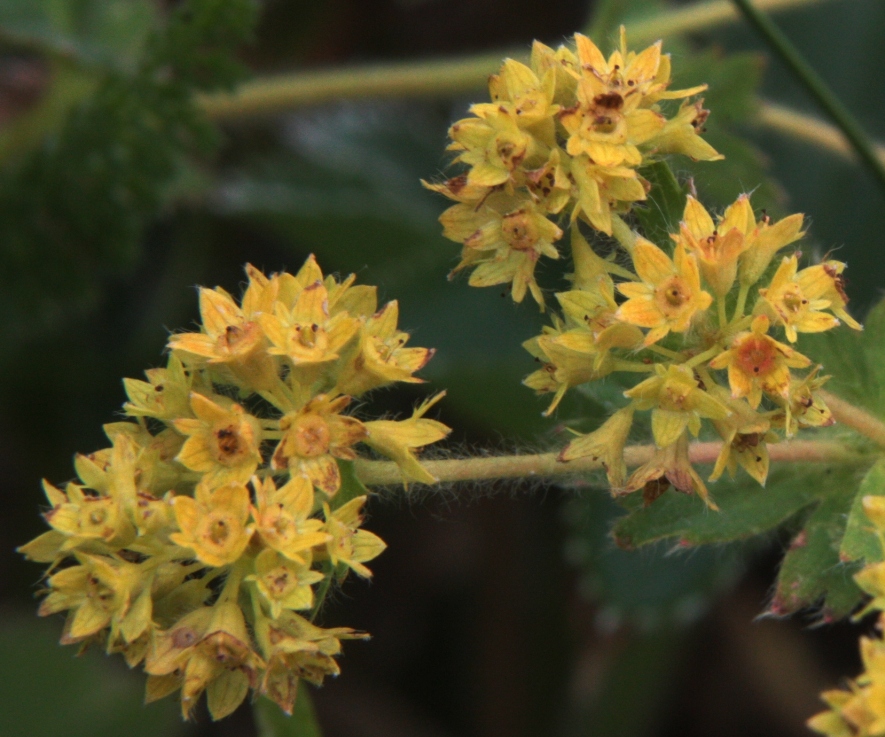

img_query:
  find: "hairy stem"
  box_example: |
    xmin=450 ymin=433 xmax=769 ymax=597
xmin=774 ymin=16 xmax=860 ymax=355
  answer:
xmin=820 ymin=390 xmax=885 ymax=449
xmin=199 ymin=0 xmax=833 ymax=121
xmin=354 ymin=439 xmax=859 ymax=486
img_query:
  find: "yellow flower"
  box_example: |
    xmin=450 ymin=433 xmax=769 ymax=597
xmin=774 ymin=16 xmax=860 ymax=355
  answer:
xmin=256 ymin=611 xmax=367 ymax=714
xmin=41 ymin=479 xmax=136 ymax=554
xmin=259 ymin=279 xmax=360 ymax=384
xmin=335 ymin=300 xmax=435 ymax=395
xmin=448 ymin=104 xmax=544 ymax=187
xmin=616 ymin=237 xmax=713 ymax=346
xmin=709 ymin=315 xmax=812 ymax=409
xmin=648 ymin=98 xmax=723 ymax=162
xmin=795 ymin=259 xmax=863 ymax=331
xmin=757 ymin=255 xmax=840 ymax=342
xmin=707 ymin=385 xmax=774 ymax=485
xmin=523 ymin=323 xmax=615 ymax=415
xmin=247 ymin=548 xmax=324 ymax=619
xmin=523 ymin=148 xmax=572 ymax=214
xmin=170 ymin=481 xmax=254 ymax=567
xmin=808 ymin=635 xmax=885 ymax=737
xmin=146 ymin=602 xmax=264 ymax=720
xmin=440 ymin=194 xmax=563 ymax=307
xmin=271 ymin=394 xmax=367 ymax=496
xmin=124 ymin=353 xmax=193 ymax=421
xmin=322 ymin=496 xmax=387 ymax=579
xmin=558 ymin=407 xmax=634 ymax=487
xmin=363 ymin=392 xmax=451 ymax=485
xmin=570 ymin=154 xmax=647 ymax=235
xmin=625 ymin=364 xmax=731 ymax=448
xmin=675 ymin=194 xmax=751 ymax=297
xmin=620 ymin=433 xmax=717 ymax=509
xmin=768 ymin=365 xmax=833 ymax=437
xmin=488 ymin=58 xmax=559 ymax=134
xmin=39 ymin=554 xmax=151 ymax=645
xmin=251 ymin=476 xmax=329 ymax=563
xmin=169 ymin=264 xmax=279 ymax=391
xmin=174 ymin=393 xmax=263 ymax=486
xmin=738 ymin=210 xmax=805 ymax=288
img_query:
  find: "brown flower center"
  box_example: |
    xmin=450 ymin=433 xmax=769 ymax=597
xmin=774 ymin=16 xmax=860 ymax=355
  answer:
xmin=736 ymin=337 xmax=777 ymax=377
xmin=656 ymin=276 xmax=691 ymax=315
xmin=290 ymin=414 xmax=332 ymax=458
xmin=502 ymin=209 xmax=538 ymax=250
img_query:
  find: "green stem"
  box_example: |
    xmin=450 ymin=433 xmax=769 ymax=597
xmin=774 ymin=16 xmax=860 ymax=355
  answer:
xmin=612 ymin=359 xmax=657 ymax=372
xmin=733 ymin=283 xmax=751 ymax=322
xmin=219 ymin=559 xmax=248 ymax=604
xmin=717 ymin=298 xmax=729 ymax=330
xmin=198 ymin=0 xmax=832 ymax=121
xmin=644 ymin=344 xmax=684 ymax=361
xmin=610 ymin=213 xmax=637 ymax=255
xmin=819 ymin=390 xmax=885 ymax=449
xmin=310 ymin=564 xmax=334 ymax=623
xmin=354 ymin=438 xmax=862 ymax=486
xmin=731 ymin=0 xmax=885 ymax=198
xmin=683 ymin=344 xmax=722 ymax=370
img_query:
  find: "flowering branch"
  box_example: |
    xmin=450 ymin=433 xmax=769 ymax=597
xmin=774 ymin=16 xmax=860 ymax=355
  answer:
xmin=354 ymin=439 xmax=863 ymax=487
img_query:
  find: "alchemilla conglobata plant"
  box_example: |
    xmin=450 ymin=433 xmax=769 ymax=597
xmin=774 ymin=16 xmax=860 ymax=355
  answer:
xmin=19 ymin=26 xmax=885 ymax=734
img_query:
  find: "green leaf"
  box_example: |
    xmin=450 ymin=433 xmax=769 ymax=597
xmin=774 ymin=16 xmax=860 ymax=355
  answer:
xmin=841 ymin=459 xmax=885 ymax=564
xmin=613 ymin=459 xmax=868 ymax=618
xmin=254 ymin=691 xmax=323 ymax=737
xmin=335 ymin=458 xmax=370 ymax=509
xmin=771 ymin=486 xmax=863 ymax=620
xmin=633 ymin=160 xmax=687 ymax=249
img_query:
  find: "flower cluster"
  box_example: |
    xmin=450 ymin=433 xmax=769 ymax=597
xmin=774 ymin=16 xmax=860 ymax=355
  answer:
xmin=19 ymin=257 xmax=450 ymax=719
xmin=810 ymin=497 xmax=885 ymax=736
xmin=427 ymin=28 xmax=721 ymax=308
xmin=525 ymin=194 xmax=861 ymax=506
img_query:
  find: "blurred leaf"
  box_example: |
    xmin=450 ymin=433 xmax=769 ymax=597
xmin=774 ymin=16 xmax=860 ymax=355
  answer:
xmin=0 ymin=0 xmax=257 ymax=347
xmin=254 ymin=691 xmax=322 ymax=737
xmin=0 ymin=616 xmax=182 ymax=737
xmin=634 ymin=160 xmax=687 ymax=250
xmin=0 ymin=0 xmax=158 ymax=71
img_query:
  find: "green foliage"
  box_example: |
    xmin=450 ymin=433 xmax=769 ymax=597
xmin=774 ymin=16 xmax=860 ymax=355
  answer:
xmin=0 ymin=0 xmax=257 ymax=341
xmin=254 ymin=691 xmax=323 ymax=737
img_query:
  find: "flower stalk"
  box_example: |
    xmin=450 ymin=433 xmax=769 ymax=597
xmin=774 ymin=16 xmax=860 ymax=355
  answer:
xmin=354 ymin=438 xmax=863 ymax=487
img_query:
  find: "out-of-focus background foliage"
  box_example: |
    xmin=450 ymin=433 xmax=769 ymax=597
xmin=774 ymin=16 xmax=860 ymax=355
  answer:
xmin=2 ymin=0 xmax=884 ymax=735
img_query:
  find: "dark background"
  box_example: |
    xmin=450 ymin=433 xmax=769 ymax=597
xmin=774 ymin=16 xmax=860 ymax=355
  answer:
xmin=2 ymin=0 xmax=884 ymax=735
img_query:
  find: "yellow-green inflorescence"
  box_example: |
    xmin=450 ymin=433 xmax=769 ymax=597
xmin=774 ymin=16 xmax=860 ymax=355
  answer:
xmin=19 ymin=256 xmax=450 ymax=720
xmin=810 ymin=497 xmax=885 ymax=737
xmin=427 ymin=28 xmax=721 ymax=309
